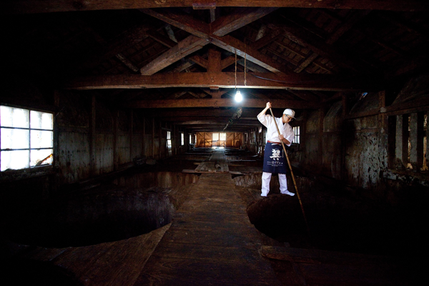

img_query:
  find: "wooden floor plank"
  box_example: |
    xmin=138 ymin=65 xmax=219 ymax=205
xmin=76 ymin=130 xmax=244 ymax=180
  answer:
xmin=19 ymin=222 xmax=171 ymax=286
xmin=16 ymin=149 xmax=282 ymax=285
xmin=135 ymin=166 xmax=283 ymax=285
xmin=10 ymin=148 xmax=420 ymax=285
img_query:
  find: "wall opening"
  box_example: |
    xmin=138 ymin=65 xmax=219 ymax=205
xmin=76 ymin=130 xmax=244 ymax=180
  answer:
xmin=1 ymin=105 xmax=54 ymax=171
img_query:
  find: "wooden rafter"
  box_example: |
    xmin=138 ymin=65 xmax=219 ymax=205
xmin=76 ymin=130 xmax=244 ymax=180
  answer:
xmin=211 ymin=7 xmax=278 ymax=36
xmin=189 ymin=55 xmax=208 ymax=69
xmin=269 ymin=16 xmax=376 ymax=74
xmin=123 ymin=98 xmax=317 ymax=109
xmin=140 ymin=8 xmax=289 ymax=74
xmin=140 ymin=35 xmax=210 ymax=75
xmin=201 ymin=89 xmax=229 ymax=99
xmin=71 ymin=25 xmax=153 ymax=73
xmin=64 ymin=72 xmax=381 ymax=91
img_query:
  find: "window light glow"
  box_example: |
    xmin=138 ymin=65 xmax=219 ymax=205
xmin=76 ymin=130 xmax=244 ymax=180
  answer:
xmin=1 ymin=105 xmax=54 ymax=171
xmin=234 ymin=90 xmax=243 ymax=103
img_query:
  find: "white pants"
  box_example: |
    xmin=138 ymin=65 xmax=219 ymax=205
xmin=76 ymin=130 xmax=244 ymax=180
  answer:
xmin=261 ymin=172 xmax=288 ymax=196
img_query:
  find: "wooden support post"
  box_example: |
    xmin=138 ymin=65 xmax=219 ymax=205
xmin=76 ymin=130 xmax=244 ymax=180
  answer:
xmin=142 ymin=117 xmax=146 ymax=157
xmin=158 ymin=121 xmax=162 ymax=159
xmin=113 ymin=110 xmax=119 ymax=171
xmin=52 ymin=90 xmax=61 ymax=194
xmin=172 ymin=124 xmax=176 ymax=155
xmin=208 ymin=48 xmax=222 ymax=73
xmin=152 ymin=118 xmax=155 ymax=158
xmin=342 ymin=92 xmax=348 ymax=118
xmin=130 ymin=110 xmax=134 ymax=162
xmin=378 ymin=90 xmax=389 ymax=172
xmin=387 ymin=113 xmax=396 ymax=169
xmin=395 ymin=114 xmax=408 ymax=168
xmin=89 ymin=95 xmax=96 ymax=176
xmin=318 ymin=108 xmax=324 ymax=167
xmin=53 ymin=90 xmax=60 ymax=169
xmin=426 ymin=112 xmax=429 ymax=171
xmin=410 ymin=112 xmax=424 ymax=170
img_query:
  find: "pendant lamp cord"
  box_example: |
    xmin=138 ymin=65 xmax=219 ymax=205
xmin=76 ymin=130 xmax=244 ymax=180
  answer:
xmin=234 ymin=49 xmax=237 ymax=90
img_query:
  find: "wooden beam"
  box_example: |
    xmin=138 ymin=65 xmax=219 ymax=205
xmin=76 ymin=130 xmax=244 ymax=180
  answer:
xmin=287 ymin=90 xmax=321 ymax=102
xmin=123 ymin=98 xmax=317 ymax=109
xmin=143 ymin=109 xmax=263 ymax=120
xmin=6 ymin=1 xmax=429 ymax=14
xmin=252 ymin=29 xmax=284 ymax=50
xmin=211 ymin=7 xmax=278 ymax=36
xmin=147 ymin=30 xmax=177 ymax=48
xmin=115 ymin=53 xmax=139 ymax=73
xmin=171 ymin=60 xmax=195 ymax=73
xmin=89 ymin=95 xmax=96 ymax=175
xmin=189 ymin=55 xmax=208 ymax=69
xmin=211 ymin=35 xmax=291 ymax=74
xmin=270 ymin=18 xmax=374 ymax=74
xmin=140 ymin=8 xmax=210 ymax=39
xmin=75 ymin=25 xmax=152 ymax=73
xmin=167 ymin=118 xmax=260 ymax=125
xmin=64 ymin=72 xmax=382 ymax=91
xmin=140 ymin=35 xmax=210 ymax=75
xmin=174 ymin=119 xmax=259 ymax=125
xmin=142 ymin=8 xmax=291 ymax=74
xmin=207 ymin=48 xmax=222 ymax=72
xmin=221 ymin=56 xmax=236 ymax=70
xmin=237 ymin=59 xmax=270 ymax=73
xmin=294 ymin=52 xmax=319 ymax=73
xmin=202 ymin=89 xmax=229 ymax=99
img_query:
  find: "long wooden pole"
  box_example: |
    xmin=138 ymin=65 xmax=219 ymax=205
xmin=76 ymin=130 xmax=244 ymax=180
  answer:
xmin=269 ymin=108 xmax=310 ymax=236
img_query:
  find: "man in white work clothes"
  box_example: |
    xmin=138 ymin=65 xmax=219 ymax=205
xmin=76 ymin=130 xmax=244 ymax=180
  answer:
xmin=257 ymin=102 xmax=295 ymax=197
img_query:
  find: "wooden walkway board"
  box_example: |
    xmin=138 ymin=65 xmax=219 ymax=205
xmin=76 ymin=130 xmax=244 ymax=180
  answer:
xmin=194 ymin=149 xmax=230 ymax=173
xmin=135 ymin=173 xmax=282 ymax=286
xmin=18 ymin=223 xmax=171 ymax=286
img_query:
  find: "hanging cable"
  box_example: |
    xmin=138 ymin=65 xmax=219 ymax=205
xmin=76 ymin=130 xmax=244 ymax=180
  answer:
xmin=234 ymin=48 xmax=237 ymax=90
xmin=244 ymin=46 xmax=247 ymax=86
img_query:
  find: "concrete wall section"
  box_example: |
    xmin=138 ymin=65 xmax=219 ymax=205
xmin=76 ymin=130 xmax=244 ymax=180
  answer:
xmin=322 ymin=101 xmax=343 ymax=180
xmin=95 ymin=133 xmax=114 ymax=175
xmin=54 ymin=91 xmax=173 ymax=186
xmin=344 ymin=116 xmax=382 ymax=191
xmin=58 ymin=131 xmax=91 ymax=184
xmin=303 ymin=111 xmax=321 ymax=168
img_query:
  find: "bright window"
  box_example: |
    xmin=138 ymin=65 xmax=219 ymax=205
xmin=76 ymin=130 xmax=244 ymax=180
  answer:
xmin=293 ymin=126 xmax=300 ymax=144
xmin=180 ymin=132 xmax=184 ymax=146
xmin=389 ymin=112 xmax=427 ymax=171
xmin=167 ymin=131 xmax=172 ymax=148
xmin=1 ymin=106 xmax=54 ymax=171
xmin=212 ymin=133 xmax=219 ymax=141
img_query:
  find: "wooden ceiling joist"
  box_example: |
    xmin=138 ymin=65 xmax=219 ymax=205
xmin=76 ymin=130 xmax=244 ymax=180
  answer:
xmin=5 ymin=0 xmax=429 ymax=14
xmin=124 ymin=98 xmax=316 ymax=109
xmin=211 ymin=7 xmax=279 ymax=37
xmin=140 ymin=35 xmax=210 ymax=75
xmin=140 ymin=8 xmax=288 ymax=74
xmin=270 ymin=18 xmax=375 ymax=74
xmin=64 ymin=72 xmax=380 ymax=91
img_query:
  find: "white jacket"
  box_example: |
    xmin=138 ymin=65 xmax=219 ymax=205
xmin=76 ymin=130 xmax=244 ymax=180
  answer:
xmin=257 ymin=114 xmax=294 ymax=146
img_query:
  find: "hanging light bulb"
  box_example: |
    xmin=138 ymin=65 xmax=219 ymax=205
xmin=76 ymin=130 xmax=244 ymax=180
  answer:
xmin=234 ymin=90 xmax=243 ymax=103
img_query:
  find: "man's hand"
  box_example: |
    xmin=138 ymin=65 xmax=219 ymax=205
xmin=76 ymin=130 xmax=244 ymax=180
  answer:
xmin=279 ymin=134 xmax=291 ymax=145
xmin=266 ymin=102 xmax=271 ymax=109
